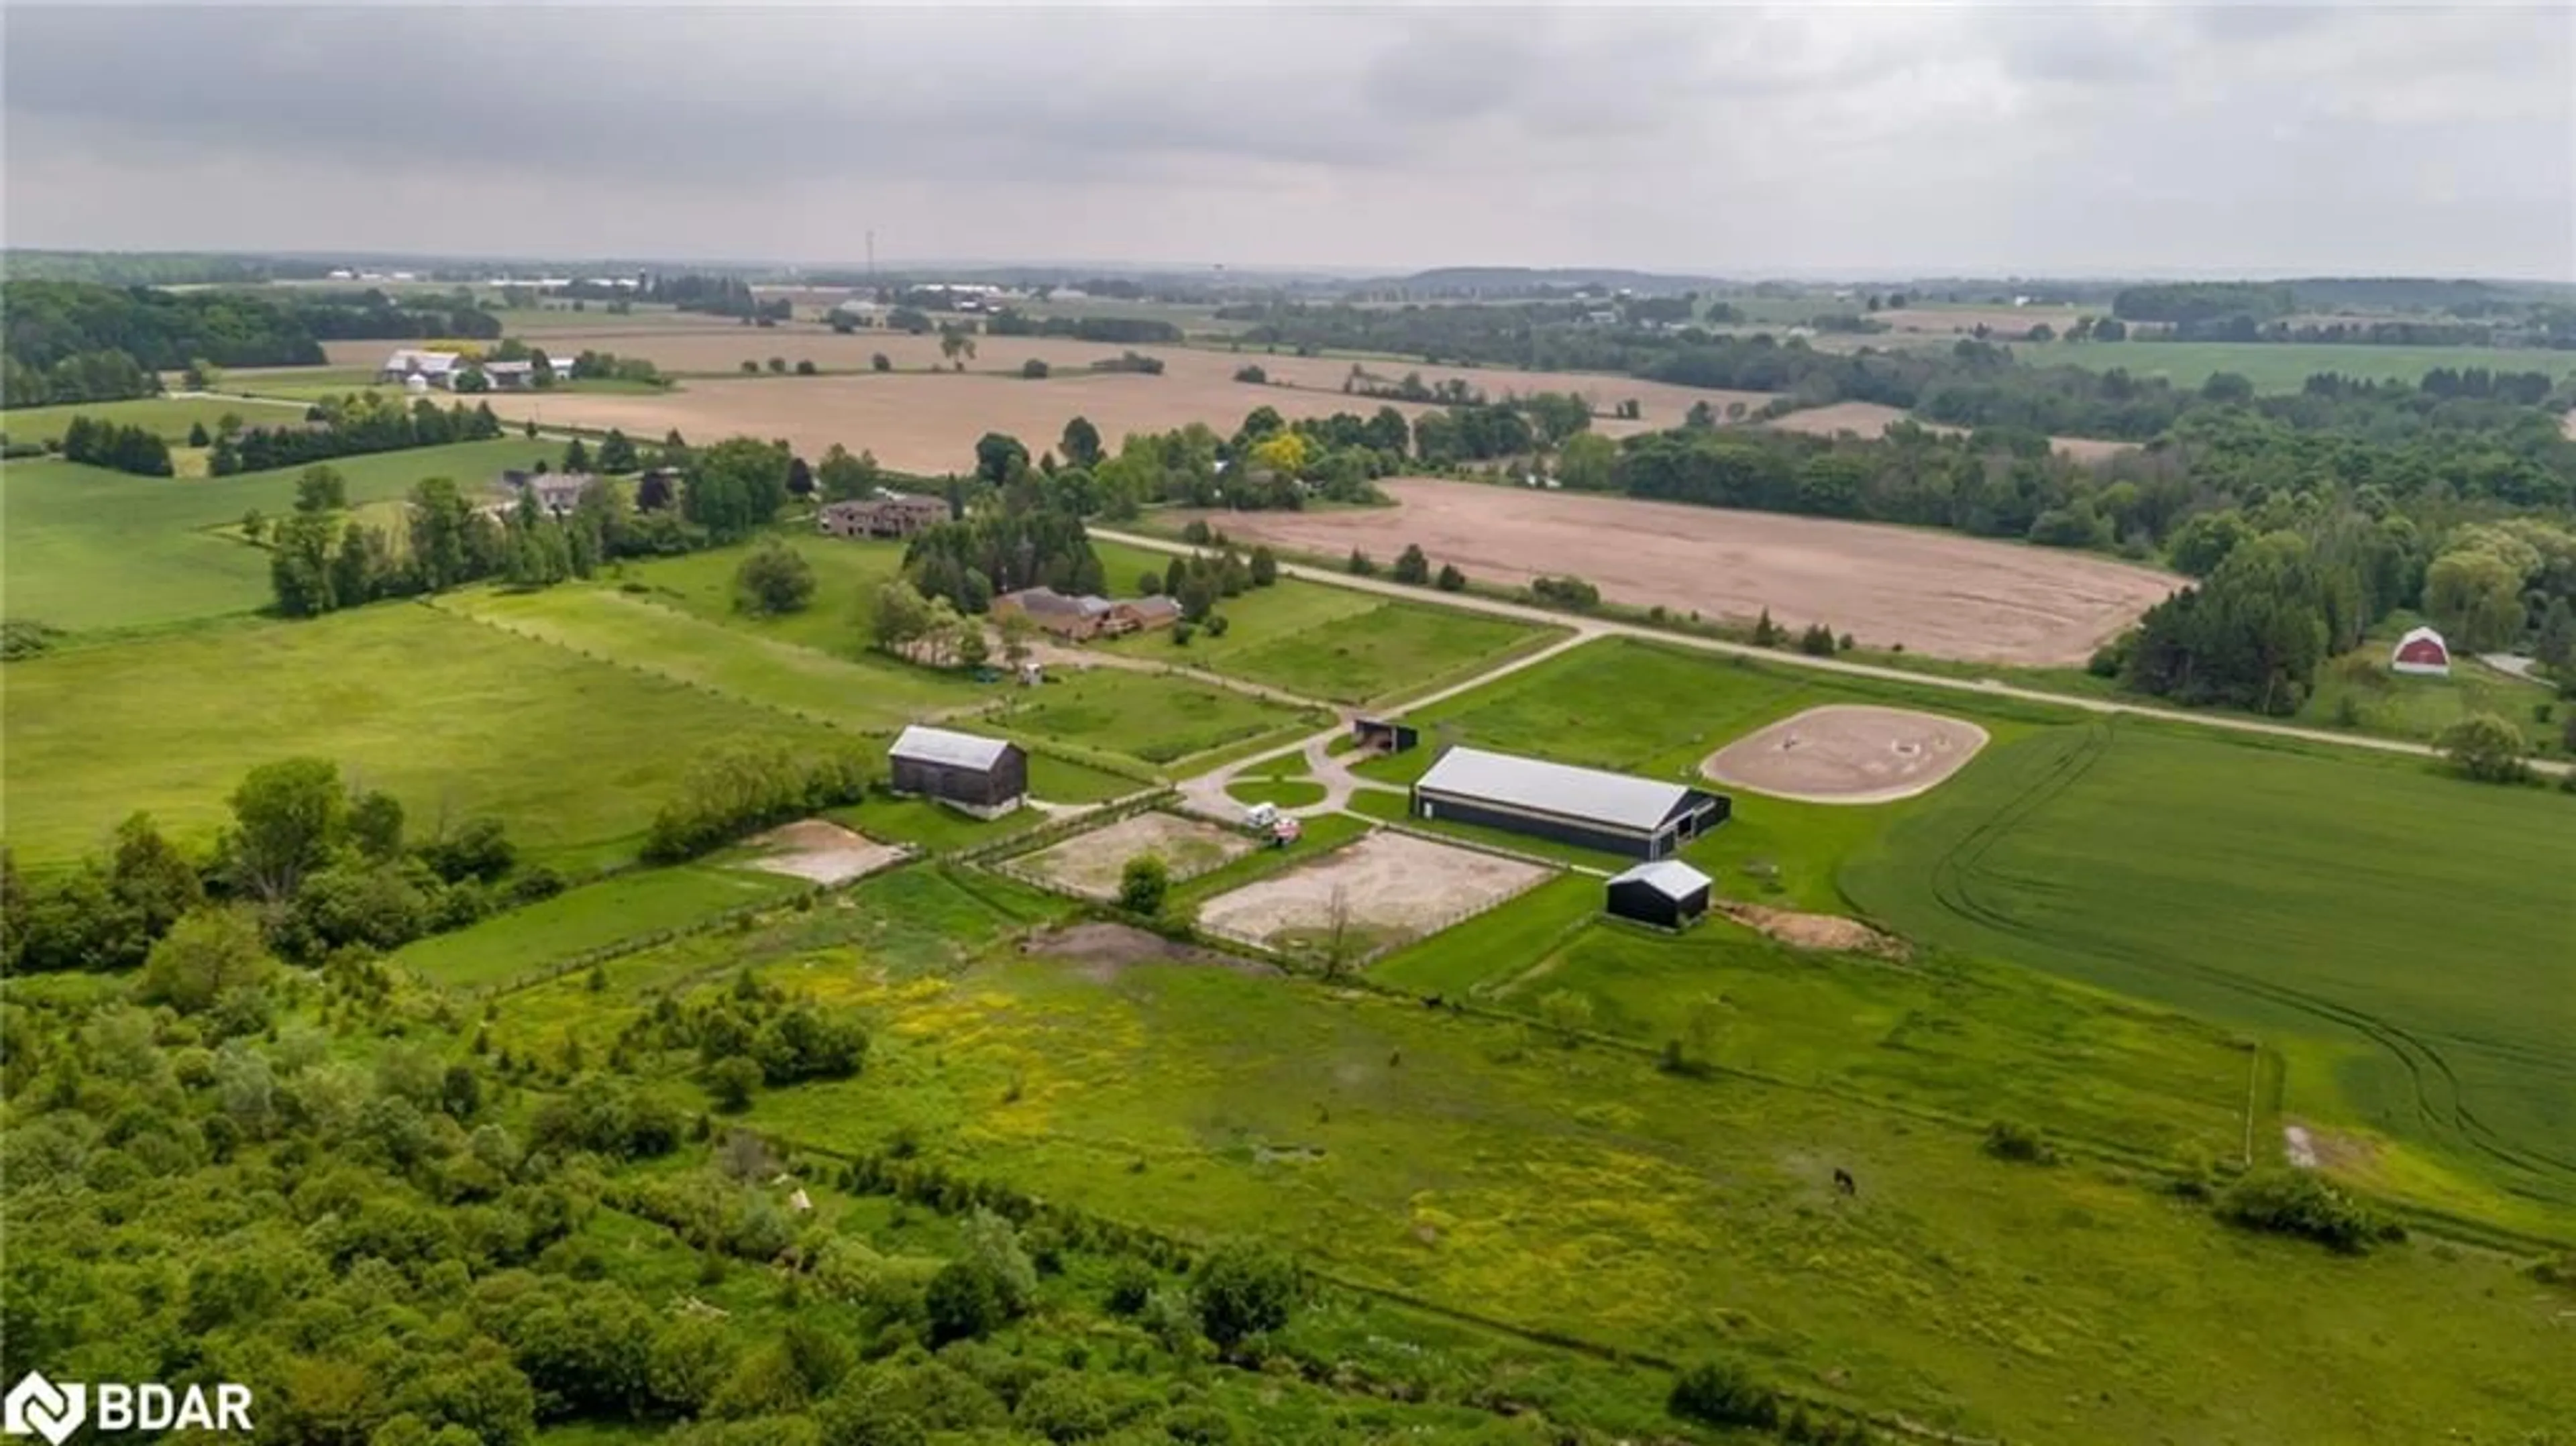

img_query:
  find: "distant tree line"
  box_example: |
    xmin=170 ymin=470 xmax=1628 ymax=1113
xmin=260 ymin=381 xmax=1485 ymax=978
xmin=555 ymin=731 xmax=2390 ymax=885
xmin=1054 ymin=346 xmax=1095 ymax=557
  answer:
xmin=982 ymin=311 xmax=1183 ymax=345
xmin=647 ymin=274 xmax=790 ymax=321
xmin=213 ymin=392 xmax=505 ymax=474
xmin=1 ymin=280 xmax=501 ymax=376
xmin=1 ymin=348 xmax=162 ymax=408
xmin=58 ymin=414 xmax=174 ymax=476
xmin=2110 ymin=282 xmax=2300 ymax=325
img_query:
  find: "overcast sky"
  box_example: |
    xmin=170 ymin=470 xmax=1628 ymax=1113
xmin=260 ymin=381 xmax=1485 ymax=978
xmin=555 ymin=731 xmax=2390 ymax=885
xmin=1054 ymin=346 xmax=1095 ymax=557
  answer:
xmin=5 ymin=3 xmax=2571 ymax=280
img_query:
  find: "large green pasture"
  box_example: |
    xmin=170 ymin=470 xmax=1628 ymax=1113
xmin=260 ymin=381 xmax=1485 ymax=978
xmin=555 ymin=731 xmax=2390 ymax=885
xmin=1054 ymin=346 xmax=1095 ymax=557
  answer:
xmin=1 ymin=394 xmax=300 ymax=445
xmin=435 ymin=583 xmax=991 ymax=734
xmin=1843 ymin=722 xmax=2576 ymax=1228
xmin=1481 ymin=915 xmax=2247 ymax=1165
xmin=2031 ymin=337 xmax=2576 ymax=392
xmin=982 ymin=667 xmax=1318 ymax=765
xmin=1 ymin=439 xmax=559 ymax=633
xmin=609 ymin=533 xmax=912 ymax=659
xmin=1 ymin=604 xmax=847 ymax=868
xmin=521 ymin=945 xmax=2572 ymax=1445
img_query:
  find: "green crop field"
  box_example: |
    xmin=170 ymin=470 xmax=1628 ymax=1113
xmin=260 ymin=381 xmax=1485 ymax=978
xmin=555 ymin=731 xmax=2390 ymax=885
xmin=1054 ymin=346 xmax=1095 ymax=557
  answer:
xmin=1 ymin=439 xmax=561 ymax=633
xmin=2032 ymin=337 xmax=2576 ymax=392
xmin=0 ymin=394 xmax=303 ymax=445
xmin=435 ymin=583 xmax=993 ymax=734
xmin=1843 ymin=721 xmax=2576 ymax=1229
xmin=1 ymin=604 xmax=847 ymax=868
xmin=390 ymin=861 xmax=802 ymax=990
xmin=511 ymin=943 xmax=2573 ymax=1445
xmin=981 ymin=667 xmax=1318 ymax=765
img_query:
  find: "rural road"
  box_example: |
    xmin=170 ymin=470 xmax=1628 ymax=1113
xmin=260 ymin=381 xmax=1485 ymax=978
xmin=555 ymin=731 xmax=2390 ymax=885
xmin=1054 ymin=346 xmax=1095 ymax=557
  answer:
xmin=1093 ymin=526 xmax=2573 ymax=779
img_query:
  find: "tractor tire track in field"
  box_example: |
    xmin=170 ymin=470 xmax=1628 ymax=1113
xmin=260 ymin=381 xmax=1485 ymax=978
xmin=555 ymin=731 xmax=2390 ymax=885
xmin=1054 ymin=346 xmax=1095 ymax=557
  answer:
xmin=1918 ymin=721 xmax=2576 ymax=1199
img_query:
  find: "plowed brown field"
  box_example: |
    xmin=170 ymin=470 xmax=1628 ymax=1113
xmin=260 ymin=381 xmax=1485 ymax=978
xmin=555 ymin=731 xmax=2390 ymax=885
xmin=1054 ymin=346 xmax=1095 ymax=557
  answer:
xmin=1181 ymin=478 xmax=2180 ymax=665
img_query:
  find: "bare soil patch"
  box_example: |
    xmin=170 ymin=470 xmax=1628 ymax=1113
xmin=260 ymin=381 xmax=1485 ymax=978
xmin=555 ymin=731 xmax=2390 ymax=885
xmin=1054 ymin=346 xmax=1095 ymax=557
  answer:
xmin=1702 ymin=705 xmax=1989 ymax=803
xmin=1016 ymin=812 xmax=1253 ymax=900
xmin=1018 ymin=921 xmax=1275 ymax=981
xmin=1196 ymin=831 xmax=1550 ymax=952
xmin=1192 ymin=479 xmax=2180 ymax=665
xmin=1762 ymin=401 xmax=2131 ymax=463
xmin=743 ymin=818 xmax=907 ymax=885
xmin=1713 ymin=901 xmax=1909 ymax=960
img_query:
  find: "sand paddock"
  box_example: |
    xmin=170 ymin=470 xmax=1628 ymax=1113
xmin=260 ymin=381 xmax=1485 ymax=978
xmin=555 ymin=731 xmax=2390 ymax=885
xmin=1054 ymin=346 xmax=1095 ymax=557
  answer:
xmin=1189 ymin=479 xmax=2178 ymax=665
xmin=1701 ymin=706 xmax=1988 ymax=804
xmin=1196 ymin=830 xmax=1550 ymax=952
xmin=744 ymin=818 xmax=907 ymax=885
xmin=1016 ymin=811 xmax=1254 ymax=899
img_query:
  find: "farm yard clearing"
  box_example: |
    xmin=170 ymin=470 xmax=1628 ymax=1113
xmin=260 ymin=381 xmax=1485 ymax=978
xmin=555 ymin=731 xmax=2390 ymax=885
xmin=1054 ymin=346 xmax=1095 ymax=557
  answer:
xmin=1194 ymin=829 xmax=1552 ymax=955
xmin=1185 ymin=478 xmax=2181 ymax=665
xmin=1012 ymin=811 xmax=1256 ymax=899
xmin=741 ymin=818 xmax=908 ymax=885
xmin=1701 ymin=704 xmax=1990 ymax=803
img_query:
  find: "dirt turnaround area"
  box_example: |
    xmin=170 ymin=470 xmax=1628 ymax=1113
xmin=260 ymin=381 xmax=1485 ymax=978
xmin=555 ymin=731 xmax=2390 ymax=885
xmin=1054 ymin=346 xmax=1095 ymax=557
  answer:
xmin=743 ymin=819 xmax=907 ymax=885
xmin=1195 ymin=831 xmax=1550 ymax=952
xmin=1015 ymin=812 xmax=1253 ymax=899
xmin=1701 ymin=705 xmax=1989 ymax=803
xmin=1195 ymin=480 xmax=2176 ymax=665
xmin=1713 ymin=901 xmax=1909 ymax=960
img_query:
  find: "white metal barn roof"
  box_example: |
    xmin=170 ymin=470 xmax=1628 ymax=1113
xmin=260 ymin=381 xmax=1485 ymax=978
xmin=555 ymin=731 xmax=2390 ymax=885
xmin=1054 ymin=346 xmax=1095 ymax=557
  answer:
xmin=888 ymin=725 xmax=1014 ymax=771
xmin=1607 ymin=859 xmax=1712 ymax=900
xmin=1415 ymin=746 xmax=1701 ymax=834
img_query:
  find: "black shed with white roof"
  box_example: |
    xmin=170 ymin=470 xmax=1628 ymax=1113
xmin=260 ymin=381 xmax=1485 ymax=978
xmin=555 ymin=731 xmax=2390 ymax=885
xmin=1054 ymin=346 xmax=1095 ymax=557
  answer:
xmin=1409 ymin=746 xmax=1727 ymax=859
xmin=1605 ymin=859 xmax=1714 ymax=929
xmin=888 ymin=725 xmax=1028 ymax=816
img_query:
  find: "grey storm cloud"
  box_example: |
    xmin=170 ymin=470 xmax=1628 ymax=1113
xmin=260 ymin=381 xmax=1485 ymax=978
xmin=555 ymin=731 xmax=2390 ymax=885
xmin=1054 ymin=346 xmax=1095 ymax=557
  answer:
xmin=4 ymin=2 xmax=2570 ymax=277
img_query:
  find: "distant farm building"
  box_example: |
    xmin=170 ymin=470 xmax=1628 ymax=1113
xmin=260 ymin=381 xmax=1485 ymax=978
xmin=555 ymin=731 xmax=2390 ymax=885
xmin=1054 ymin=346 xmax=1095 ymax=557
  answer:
xmin=1410 ymin=746 xmax=1728 ymax=860
xmin=379 ymin=349 xmax=467 ymax=389
xmin=1604 ymin=859 xmax=1713 ymax=930
xmin=1351 ymin=716 xmax=1419 ymax=755
xmin=887 ymin=725 xmax=1027 ymax=818
xmin=2392 ymin=626 xmax=2452 ymax=677
xmin=499 ymin=469 xmax=598 ymax=517
xmin=479 ymin=359 xmax=541 ymax=390
xmin=994 ymin=587 xmax=1180 ymax=642
xmin=818 ymin=492 xmax=951 ymax=540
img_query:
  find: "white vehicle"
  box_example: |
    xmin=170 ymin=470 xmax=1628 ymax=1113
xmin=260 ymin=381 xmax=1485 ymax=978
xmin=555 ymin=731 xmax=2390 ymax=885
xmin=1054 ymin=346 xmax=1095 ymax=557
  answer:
xmin=1244 ymin=801 xmax=1281 ymax=830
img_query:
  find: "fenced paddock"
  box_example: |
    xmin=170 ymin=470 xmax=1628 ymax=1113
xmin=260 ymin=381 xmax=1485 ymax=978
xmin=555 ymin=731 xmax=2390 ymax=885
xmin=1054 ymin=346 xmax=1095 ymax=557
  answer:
xmin=1003 ymin=810 xmax=1256 ymax=901
xmin=1193 ymin=830 xmax=1554 ymax=962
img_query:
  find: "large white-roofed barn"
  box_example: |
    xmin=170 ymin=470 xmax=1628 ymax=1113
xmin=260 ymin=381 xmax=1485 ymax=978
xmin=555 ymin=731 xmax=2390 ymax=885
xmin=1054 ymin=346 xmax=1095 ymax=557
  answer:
xmin=1409 ymin=746 xmax=1728 ymax=859
xmin=887 ymin=725 xmax=1027 ymax=818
